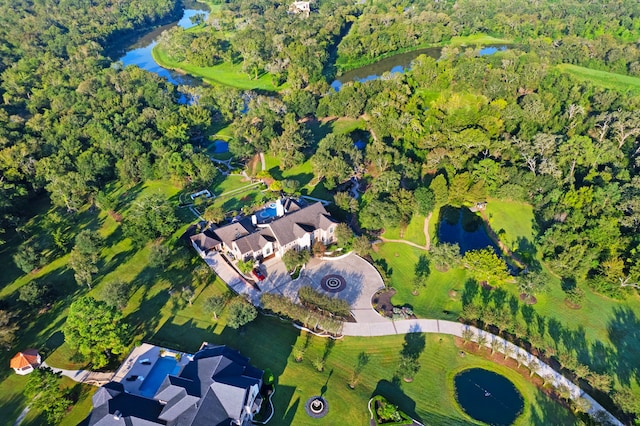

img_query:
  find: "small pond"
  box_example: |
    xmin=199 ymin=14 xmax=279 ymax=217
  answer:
xmin=479 ymin=45 xmax=508 ymax=56
xmin=454 ymin=368 xmax=524 ymax=425
xmin=211 ymin=139 xmax=229 ymax=153
xmin=438 ymin=206 xmax=499 ymax=255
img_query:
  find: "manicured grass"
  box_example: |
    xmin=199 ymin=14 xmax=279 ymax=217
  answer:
xmin=557 ymin=64 xmax=640 ymax=94
xmin=448 ymin=33 xmax=512 ymax=47
xmin=484 ymin=198 xmax=535 ymax=255
xmin=382 ymin=214 xmax=427 ymax=246
xmin=152 ymin=46 xmax=284 ymax=91
xmin=373 ymin=242 xmax=466 ymax=320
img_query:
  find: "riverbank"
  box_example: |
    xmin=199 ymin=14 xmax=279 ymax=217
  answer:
xmin=152 ymin=44 xmax=285 ymax=91
xmin=335 ymin=33 xmax=513 ymax=74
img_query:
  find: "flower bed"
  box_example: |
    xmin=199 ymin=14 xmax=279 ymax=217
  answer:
xmin=371 ymin=395 xmax=412 ymax=426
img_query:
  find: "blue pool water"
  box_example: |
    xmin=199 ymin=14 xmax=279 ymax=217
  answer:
xmin=259 ymin=207 xmax=277 ymax=220
xmin=139 ymin=357 xmax=181 ymax=397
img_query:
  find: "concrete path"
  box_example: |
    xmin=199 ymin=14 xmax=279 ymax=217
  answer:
xmin=342 ymin=319 xmax=622 ymax=425
xmin=379 ymin=237 xmax=428 ymax=251
xmin=13 ymin=407 xmax=29 ymax=426
xmin=259 ymin=152 xmax=266 ymax=171
xmin=41 ymin=362 xmax=113 ymax=386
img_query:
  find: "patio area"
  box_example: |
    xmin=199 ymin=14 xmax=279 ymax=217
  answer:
xmin=111 ymin=343 xmax=192 ymax=396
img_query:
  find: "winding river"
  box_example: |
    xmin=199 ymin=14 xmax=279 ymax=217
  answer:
xmin=113 ymin=8 xmax=508 ymax=93
xmin=114 ymin=6 xmax=209 ymax=87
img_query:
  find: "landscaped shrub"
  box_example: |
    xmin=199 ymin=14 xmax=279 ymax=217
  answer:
xmin=371 ymin=395 xmax=412 ymax=426
xmin=261 ymin=293 xmax=343 ymax=334
xmin=298 ymin=286 xmax=350 ymax=317
xmin=263 ymin=368 xmax=275 ymax=385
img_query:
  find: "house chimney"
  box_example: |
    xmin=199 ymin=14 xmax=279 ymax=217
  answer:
xmin=113 ymin=410 xmax=122 ymax=420
xmin=276 ymin=199 xmax=284 ymax=217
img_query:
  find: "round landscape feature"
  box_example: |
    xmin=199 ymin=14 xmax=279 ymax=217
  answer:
xmin=305 ymin=396 xmax=328 ymax=418
xmin=454 ymin=368 xmax=524 ymax=426
xmin=321 ymin=274 xmax=346 ymax=293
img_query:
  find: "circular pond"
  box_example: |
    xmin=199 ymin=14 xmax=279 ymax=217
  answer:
xmin=454 ymin=368 xmax=524 ymax=425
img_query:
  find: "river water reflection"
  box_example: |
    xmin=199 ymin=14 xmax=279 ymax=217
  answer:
xmin=115 ymin=8 xmax=209 ymax=87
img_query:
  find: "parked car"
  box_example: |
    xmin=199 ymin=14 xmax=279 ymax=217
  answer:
xmin=252 ymin=268 xmax=266 ymax=281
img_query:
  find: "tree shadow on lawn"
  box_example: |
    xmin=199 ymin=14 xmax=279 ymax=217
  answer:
xmin=150 ymin=315 xmax=299 ymax=378
xmin=372 ymin=379 xmax=422 ymax=423
xmin=528 ymin=389 xmax=578 ymax=426
xmin=608 ymin=307 xmax=640 ymax=386
xmin=277 ymin=391 xmax=299 ymax=426
xmin=126 ymin=283 xmax=171 ymax=339
xmin=461 ymin=279 xmax=637 ymax=402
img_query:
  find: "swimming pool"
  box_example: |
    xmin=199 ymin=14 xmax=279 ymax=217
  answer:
xmin=138 ymin=357 xmax=181 ymax=397
xmin=258 ymin=203 xmax=278 ymax=220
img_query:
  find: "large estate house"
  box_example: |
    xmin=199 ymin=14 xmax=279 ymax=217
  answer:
xmin=83 ymin=343 xmax=263 ymax=426
xmin=190 ymin=198 xmax=337 ymax=262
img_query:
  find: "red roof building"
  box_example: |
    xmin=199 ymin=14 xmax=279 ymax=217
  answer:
xmin=10 ymin=349 xmax=41 ymax=375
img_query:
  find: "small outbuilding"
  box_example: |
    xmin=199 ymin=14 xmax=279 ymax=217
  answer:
xmin=10 ymin=349 xmax=41 ymax=375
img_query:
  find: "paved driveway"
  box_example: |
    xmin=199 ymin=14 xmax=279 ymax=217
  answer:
xmin=301 ymin=253 xmax=386 ymax=323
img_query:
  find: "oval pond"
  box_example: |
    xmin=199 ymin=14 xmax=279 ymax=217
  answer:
xmin=454 ymin=368 xmax=524 ymax=425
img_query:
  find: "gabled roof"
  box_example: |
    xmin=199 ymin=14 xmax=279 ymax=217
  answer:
xmin=10 ymin=349 xmax=39 ymax=369
xmin=86 ymin=344 xmax=263 ymax=426
xmin=212 ymin=218 xmax=253 ymax=246
xmin=267 ymin=202 xmax=335 ymax=246
xmin=234 ymin=232 xmax=272 ymax=255
xmin=189 ymin=230 xmax=221 ymax=252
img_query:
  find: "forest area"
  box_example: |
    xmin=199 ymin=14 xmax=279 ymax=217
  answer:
xmin=2 ymin=0 xmax=640 ymax=424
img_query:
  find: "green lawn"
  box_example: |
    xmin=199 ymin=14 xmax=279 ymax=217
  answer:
xmin=484 ymin=198 xmax=535 ymax=256
xmin=448 ymin=33 xmax=512 ymax=47
xmin=0 ymin=180 xmax=631 ymax=425
xmin=152 ymin=46 xmax=284 ymax=91
xmin=373 ymin=242 xmax=466 ymax=321
xmin=382 ymin=214 xmax=427 ymax=246
xmin=557 ymin=64 xmax=640 ymax=94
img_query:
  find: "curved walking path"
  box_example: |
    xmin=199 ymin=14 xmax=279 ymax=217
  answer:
xmin=379 ymin=214 xmax=432 ymax=251
xmin=342 ymin=319 xmax=622 ymax=425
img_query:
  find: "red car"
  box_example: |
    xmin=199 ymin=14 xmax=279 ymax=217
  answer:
xmin=252 ymin=268 xmax=266 ymax=281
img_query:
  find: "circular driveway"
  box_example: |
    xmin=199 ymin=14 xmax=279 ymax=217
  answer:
xmin=301 ymin=253 xmax=386 ymax=323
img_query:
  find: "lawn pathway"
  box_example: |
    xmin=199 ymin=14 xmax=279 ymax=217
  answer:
xmin=342 ymin=319 xmax=622 ymax=426
xmin=423 ymin=213 xmax=431 ymax=251
xmin=378 ymin=237 xmax=427 ymax=251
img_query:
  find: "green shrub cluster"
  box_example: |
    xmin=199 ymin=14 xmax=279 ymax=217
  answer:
xmin=298 ymin=286 xmax=351 ymax=317
xmin=371 ymin=395 xmax=412 ymax=426
xmin=260 ymin=293 xmax=342 ymax=334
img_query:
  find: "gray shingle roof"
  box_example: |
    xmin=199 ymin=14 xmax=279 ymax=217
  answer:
xmin=267 ymin=202 xmax=335 ymax=246
xmin=189 ymin=230 xmax=222 ymax=252
xmin=211 ymin=218 xmax=253 ymax=246
xmin=84 ymin=345 xmax=262 ymax=426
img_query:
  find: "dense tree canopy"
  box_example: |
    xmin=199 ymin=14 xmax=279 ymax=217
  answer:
xmin=63 ymin=296 xmax=128 ymax=368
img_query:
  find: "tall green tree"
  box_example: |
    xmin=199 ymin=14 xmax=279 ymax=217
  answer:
xmin=123 ymin=194 xmax=178 ymax=247
xmin=24 ymin=367 xmax=71 ymax=424
xmin=463 ymin=249 xmax=510 ymax=286
xmin=63 ymin=296 xmax=128 ymax=368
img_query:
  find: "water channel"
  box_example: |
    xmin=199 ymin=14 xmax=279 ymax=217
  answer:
xmin=331 ymin=45 xmax=509 ymax=91
xmin=113 ymin=5 xmax=209 ymax=87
